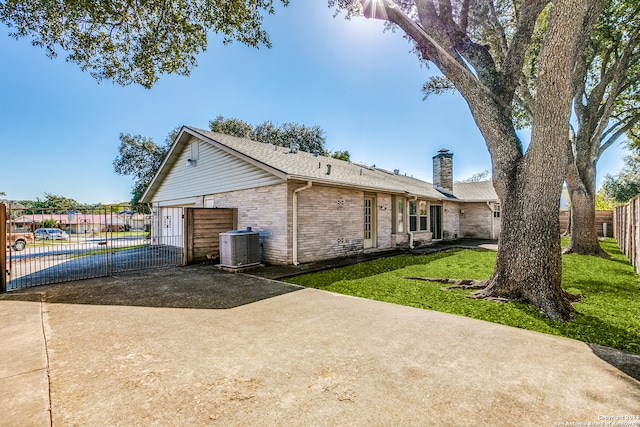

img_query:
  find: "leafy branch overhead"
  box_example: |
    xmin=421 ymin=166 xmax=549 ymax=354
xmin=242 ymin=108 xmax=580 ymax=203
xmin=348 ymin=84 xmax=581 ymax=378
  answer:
xmin=0 ymin=0 xmax=289 ymax=88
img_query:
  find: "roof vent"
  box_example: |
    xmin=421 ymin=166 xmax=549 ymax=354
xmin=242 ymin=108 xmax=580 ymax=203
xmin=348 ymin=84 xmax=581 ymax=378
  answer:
xmin=394 ymin=169 xmax=400 ymax=175
xmin=289 ymin=142 xmax=299 ymax=154
xmin=326 ymin=164 xmax=332 ymax=175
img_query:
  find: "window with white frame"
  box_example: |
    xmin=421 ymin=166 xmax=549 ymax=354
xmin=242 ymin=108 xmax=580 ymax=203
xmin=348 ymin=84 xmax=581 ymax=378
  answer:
xmin=393 ymin=196 xmax=404 ymax=233
xmin=409 ymin=200 xmax=429 ymax=232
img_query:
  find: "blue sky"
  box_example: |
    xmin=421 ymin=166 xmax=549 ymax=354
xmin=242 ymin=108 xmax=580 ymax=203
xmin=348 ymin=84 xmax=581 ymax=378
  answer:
xmin=0 ymin=1 xmax=628 ymax=204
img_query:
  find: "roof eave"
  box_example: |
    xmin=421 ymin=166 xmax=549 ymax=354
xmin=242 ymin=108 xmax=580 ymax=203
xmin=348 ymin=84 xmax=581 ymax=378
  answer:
xmin=286 ymin=174 xmax=445 ymax=200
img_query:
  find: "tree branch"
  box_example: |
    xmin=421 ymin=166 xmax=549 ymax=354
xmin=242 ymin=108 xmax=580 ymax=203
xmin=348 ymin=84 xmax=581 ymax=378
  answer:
xmin=459 ymin=0 xmax=471 ymax=35
xmin=499 ymin=0 xmax=549 ymax=104
xmin=598 ymin=115 xmax=640 ymax=158
xmin=487 ymin=0 xmax=509 ymax=63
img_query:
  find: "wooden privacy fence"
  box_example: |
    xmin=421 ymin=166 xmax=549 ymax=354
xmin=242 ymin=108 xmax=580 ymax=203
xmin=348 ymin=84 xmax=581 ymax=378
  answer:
xmin=614 ymin=195 xmax=640 ymax=273
xmin=559 ymin=209 xmax=614 ymax=237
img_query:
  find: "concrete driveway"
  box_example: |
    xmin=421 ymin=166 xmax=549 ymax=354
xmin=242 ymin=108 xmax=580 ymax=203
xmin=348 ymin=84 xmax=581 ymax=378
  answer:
xmin=1 ymin=265 xmax=639 ymax=426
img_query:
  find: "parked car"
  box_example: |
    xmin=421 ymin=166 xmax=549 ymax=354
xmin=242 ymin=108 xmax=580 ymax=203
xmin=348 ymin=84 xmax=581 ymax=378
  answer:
xmin=6 ymin=230 xmax=35 ymax=251
xmin=34 ymin=228 xmax=69 ymax=241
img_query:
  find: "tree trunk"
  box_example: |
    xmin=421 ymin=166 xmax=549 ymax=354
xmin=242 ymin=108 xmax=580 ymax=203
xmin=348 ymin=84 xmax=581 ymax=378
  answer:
xmin=476 ymin=158 xmax=573 ymax=322
xmin=562 ymin=208 xmax=572 ymax=237
xmin=378 ymin=0 xmax=604 ymax=321
xmin=564 ymin=184 xmax=609 ymax=256
xmin=564 ymin=141 xmax=609 ymax=257
xmin=474 ymin=0 xmax=595 ymax=322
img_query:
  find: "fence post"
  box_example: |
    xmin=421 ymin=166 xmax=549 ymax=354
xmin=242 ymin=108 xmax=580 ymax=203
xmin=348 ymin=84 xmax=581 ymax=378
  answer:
xmin=1 ymin=203 xmax=6 ymax=292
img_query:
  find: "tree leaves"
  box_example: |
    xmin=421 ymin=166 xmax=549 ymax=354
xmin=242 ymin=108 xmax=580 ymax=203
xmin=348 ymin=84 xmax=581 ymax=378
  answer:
xmin=209 ymin=115 xmax=330 ymax=155
xmin=112 ymin=131 xmax=174 ymax=204
xmin=602 ymin=155 xmax=640 ymax=203
xmin=0 ymin=0 xmax=289 ymax=88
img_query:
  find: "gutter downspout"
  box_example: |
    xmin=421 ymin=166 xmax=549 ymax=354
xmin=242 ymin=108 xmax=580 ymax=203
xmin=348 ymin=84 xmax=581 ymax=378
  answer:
xmin=408 ymin=195 xmax=417 ymax=249
xmin=293 ymin=181 xmax=312 ymax=265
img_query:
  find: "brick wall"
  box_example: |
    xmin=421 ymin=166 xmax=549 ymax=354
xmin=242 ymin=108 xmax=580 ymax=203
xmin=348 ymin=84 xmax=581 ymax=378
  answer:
xmin=376 ymin=193 xmax=393 ymax=248
xmin=442 ymin=201 xmax=460 ymax=239
xmin=203 ymin=182 xmax=468 ymax=264
xmin=294 ymin=184 xmax=365 ymax=263
xmin=459 ymin=202 xmax=494 ymax=239
xmin=204 ymin=183 xmax=289 ymax=264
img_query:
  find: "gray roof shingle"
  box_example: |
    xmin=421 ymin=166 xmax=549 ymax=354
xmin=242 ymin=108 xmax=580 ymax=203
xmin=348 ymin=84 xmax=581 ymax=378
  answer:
xmin=144 ymin=126 xmax=498 ymax=203
xmin=450 ymin=181 xmax=499 ymax=202
xmin=189 ymin=127 xmax=447 ymax=200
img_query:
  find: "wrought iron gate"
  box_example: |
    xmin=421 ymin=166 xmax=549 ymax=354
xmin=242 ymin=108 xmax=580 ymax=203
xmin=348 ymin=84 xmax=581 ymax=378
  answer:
xmin=3 ymin=205 xmax=184 ymax=291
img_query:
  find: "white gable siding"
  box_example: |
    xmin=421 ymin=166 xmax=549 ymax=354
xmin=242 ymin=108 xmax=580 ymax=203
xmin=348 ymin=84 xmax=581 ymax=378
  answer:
xmin=152 ymin=136 xmax=284 ymax=203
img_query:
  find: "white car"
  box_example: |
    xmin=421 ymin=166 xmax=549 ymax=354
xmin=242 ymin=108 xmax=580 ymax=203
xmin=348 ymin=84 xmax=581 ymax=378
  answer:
xmin=34 ymin=228 xmax=69 ymax=241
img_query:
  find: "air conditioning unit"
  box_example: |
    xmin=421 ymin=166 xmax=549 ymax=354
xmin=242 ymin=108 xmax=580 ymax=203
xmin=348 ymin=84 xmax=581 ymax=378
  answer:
xmin=219 ymin=228 xmax=261 ymax=268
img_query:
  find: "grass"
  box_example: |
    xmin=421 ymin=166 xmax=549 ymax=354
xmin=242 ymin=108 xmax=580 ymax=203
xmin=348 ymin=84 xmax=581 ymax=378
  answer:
xmin=69 ymin=244 xmax=146 ymax=259
xmin=284 ymin=238 xmax=640 ymax=354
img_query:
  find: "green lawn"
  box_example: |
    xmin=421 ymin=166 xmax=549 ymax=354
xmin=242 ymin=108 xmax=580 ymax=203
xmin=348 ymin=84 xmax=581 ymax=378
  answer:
xmin=284 ymin=238 xmax=640 ymax=354
xmin=69 ymin=244 xmax=147 ymax=259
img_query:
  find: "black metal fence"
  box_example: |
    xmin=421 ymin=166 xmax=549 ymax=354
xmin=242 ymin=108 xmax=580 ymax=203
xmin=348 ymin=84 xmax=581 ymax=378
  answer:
xmin=3 ymin=205 xmax=184 ymax=291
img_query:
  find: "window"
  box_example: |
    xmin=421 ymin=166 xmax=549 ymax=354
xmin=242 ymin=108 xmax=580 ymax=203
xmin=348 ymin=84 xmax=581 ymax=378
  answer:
xmin=409 ymin=200 xmax=429 ymax=232
xmin=493 ymin=203 xmax=501 ymax=218
xmin=419 ymin=201 xmax=428 ymax=231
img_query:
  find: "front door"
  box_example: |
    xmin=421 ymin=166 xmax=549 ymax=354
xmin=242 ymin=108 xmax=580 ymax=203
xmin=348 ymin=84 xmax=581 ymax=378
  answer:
xmin=364 ymin=196 xmax=375 ymax=249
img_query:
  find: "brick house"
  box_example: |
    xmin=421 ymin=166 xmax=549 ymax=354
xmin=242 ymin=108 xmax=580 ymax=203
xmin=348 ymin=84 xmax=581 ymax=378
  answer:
xmin=140 ymin=127 xmax=500 ymax=265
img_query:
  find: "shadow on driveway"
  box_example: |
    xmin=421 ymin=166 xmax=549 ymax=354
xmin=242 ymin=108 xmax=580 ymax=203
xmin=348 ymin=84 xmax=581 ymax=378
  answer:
xmin=0 ymin=264 xmax=302 ymax=309
xmin=589 ymin=344 xmax=640 ymax=382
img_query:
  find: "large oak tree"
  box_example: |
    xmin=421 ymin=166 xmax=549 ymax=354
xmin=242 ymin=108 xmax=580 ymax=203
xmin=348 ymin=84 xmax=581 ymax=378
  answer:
xmin=562 ymin=0 xmax=640 ymax=256
xmin=332 ymin=0 xmax=606 ymax=321
xmin=418 ymin=1 xmax=640 ymax=257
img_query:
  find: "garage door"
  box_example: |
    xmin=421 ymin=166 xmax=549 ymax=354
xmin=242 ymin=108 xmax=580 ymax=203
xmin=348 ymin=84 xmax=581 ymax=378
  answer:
xmin=184 ymin=208 xmax=237 ymax=264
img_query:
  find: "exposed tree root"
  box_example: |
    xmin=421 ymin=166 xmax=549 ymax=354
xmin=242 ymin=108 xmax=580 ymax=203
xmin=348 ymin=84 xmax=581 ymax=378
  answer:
xmin=562 ymin=244 xmax=611 ymax=259
xmin=404 ymin=276 xmax=583 ymax=315
xmin=562 ymin=289 xmax=583 ymax=303
xmin=404 ymin=277 xmax=485 ymax=289
xmin=468 ymin=294 xmax=510 ymax=303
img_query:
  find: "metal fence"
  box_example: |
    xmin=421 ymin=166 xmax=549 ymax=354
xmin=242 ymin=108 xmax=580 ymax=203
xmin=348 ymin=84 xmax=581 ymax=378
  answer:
xmin=3 ymin=205 xmax=183 ymax=291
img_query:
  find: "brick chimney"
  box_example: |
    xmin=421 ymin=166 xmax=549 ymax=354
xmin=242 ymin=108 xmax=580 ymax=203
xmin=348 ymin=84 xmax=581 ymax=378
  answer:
xmin=433 ymin=149 xmax=453 ymax=193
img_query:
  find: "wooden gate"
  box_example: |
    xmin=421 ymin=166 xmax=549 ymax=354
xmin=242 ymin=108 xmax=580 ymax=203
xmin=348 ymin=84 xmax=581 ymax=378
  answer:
xmin=184 ymin=208 xmax=237 ymax=264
